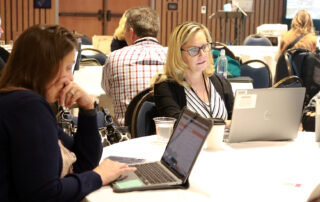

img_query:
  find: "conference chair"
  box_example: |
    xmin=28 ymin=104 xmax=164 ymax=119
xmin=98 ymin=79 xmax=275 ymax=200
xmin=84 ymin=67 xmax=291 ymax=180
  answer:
xmin=243 ymin=34 xmax=272 ymax=46
xmin=272 ymin=75 xmax=303 ymax=88
xmin=124 ymin=87 xmax=152 ymax=134
xmin=131 ymin=91 xmax=156 ymax=138
xmin=80 ymin=48 xmax=107 ymax=66
xmin=240 ymin=59 xmax=272 ymax=88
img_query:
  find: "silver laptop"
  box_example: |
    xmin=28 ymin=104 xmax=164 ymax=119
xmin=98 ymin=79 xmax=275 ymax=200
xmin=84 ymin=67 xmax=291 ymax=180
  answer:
xmin=111 ymin=107 xmax=213 ymax=192
xmin=225 ymin=88 xmax=305 ymax=143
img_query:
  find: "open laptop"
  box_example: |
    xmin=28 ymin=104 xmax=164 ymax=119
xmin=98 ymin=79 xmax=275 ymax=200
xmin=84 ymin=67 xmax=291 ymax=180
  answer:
xmin=225 ymin=87 xmax=306 ymax=143
xmin=111 ymin=107 xmax=213 ymax=192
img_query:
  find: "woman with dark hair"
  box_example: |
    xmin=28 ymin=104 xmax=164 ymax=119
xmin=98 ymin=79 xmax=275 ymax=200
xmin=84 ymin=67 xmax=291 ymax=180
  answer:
xmin=0 ymin=24 xmax=135 ymax=201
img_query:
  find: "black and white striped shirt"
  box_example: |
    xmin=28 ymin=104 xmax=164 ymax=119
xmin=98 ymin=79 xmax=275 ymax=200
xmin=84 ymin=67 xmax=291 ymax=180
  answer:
xmin=185 ymin=80 xmax=228 ymax=120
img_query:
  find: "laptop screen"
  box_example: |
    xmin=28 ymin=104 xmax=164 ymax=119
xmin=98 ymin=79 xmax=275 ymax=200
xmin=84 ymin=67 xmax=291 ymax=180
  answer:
xmin=161 ymin=109 xmax=211 ymax=179
xmin=72 ymin=38 xmax=82 ymax=73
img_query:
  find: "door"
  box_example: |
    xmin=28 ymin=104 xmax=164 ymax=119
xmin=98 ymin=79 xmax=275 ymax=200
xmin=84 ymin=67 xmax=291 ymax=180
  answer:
xmin=59 ymin=0 xmax=150 ymax=40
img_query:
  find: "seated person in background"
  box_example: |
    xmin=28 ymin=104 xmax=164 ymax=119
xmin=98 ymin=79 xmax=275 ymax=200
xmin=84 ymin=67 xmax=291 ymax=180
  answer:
xmin=101 ymin=7 xmax=167 ymax=125
xmin=279 ymin=10 xmax=317 ymax=54
xmin=153 ymin=22 xmax=234 ymax=120
xmin=110 ymin=10 xmax=128 ymax=52
xmin=0 ymin=25 xmax=135 ymax=201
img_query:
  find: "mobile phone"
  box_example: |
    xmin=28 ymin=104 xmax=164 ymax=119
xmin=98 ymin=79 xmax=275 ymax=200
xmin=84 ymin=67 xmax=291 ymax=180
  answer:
xmin=106 ymin=156 xmax=146 ymax=164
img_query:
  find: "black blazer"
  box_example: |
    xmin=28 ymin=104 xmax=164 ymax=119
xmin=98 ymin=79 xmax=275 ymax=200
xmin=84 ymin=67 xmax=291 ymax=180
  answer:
xmin=154 ymin=75 xmax=234 ymax=119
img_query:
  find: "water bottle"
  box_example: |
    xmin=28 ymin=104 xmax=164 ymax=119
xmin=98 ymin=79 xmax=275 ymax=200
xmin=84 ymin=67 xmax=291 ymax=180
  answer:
xmin=216 ymin=49 xmax=228 ymax=78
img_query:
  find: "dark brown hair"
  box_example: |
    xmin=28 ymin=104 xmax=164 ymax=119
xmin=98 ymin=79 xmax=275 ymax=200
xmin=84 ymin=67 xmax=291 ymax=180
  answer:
xmin=0 ymin=24 xmax=77 ymax=97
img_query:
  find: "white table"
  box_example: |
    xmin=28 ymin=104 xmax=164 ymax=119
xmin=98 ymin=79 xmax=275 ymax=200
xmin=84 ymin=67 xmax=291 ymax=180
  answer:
xmin=84 ymin=133 xmax=320 ymax=202
xmin=73 ymin=66 xmax=114 ymax=116
xmin=229 ymin=45 xmax=279 ymax=83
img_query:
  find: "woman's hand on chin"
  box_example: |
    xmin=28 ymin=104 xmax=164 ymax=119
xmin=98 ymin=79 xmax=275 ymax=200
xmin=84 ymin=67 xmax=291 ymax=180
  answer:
xmin=59 ymin=81 xmax=95 ymax=110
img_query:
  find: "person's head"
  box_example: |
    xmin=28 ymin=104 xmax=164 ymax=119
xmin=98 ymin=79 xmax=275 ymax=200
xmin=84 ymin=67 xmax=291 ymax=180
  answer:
xmin=113 ymin=10 xmax=128 ymax=41
xmin=291 ymin=10 xmax=315 ymax=34
xmin=162 ymin=21 xmax=214 ymax=87
xmin=124 ymin=7 xmax=160 ymax=45
xmin=0 ymin=24 xmax=77 ymax=102
xmin=0 ymin=16 xmax=4 ymax=38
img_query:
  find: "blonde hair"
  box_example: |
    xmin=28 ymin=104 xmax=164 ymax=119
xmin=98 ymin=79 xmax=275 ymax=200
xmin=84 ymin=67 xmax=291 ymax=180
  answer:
xmin=155 ymin=21 xmax=214 ymax=87
xmin=113 ymin=10 xmax=128 ymax=40
xmin=291 ymin=10 xmax=315 ymax=34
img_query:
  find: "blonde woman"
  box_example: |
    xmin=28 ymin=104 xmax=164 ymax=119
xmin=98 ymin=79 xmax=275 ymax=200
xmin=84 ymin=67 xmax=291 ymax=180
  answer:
xmin=111 ymin=10 xmax=128 ymax=51
xmin=279 ymin=10 xmax=317 ymax=54
xmin=153 ymin=22 xmax=234 ymax=120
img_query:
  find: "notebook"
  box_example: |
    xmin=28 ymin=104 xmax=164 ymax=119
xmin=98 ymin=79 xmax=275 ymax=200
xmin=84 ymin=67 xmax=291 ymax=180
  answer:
xmin=225 ymin=88 xmax=306 ymax=143
xmin=111 ymin=107 xmax=213 ymax=192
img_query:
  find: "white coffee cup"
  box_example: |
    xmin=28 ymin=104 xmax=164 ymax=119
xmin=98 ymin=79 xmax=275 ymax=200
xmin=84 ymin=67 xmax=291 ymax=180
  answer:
xmin=153 ymin=117 xmax=176 ymax=141
xmin=204 ymin=118 xmax=226 ymax=151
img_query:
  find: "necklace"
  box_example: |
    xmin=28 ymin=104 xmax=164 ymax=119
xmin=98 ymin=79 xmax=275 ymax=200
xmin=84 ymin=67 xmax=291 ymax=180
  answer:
xmin=190 ymin=74 xmax=213 ymax=118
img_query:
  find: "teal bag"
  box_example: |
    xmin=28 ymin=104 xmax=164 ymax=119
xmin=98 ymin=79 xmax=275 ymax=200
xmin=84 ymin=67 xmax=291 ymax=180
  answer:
xmin=212 ymin=50 xmax=241 ymax=77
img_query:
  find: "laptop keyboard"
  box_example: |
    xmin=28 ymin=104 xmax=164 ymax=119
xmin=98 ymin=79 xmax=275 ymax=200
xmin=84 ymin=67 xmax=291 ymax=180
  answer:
xmin=133 ymin=162 xmax=176 ymax=185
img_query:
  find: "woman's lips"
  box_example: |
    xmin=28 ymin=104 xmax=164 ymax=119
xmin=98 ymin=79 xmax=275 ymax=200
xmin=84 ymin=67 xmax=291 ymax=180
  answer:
xmin=197 ymin=60 xmax=206 ymax=65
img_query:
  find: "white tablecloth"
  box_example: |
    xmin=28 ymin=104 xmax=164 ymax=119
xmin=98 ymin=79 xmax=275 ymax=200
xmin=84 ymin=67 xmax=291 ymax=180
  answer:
xmin=84 ymin=133 xmax=320 ymax=202
xmin=74 ymin=66 xmax=114 ymax=116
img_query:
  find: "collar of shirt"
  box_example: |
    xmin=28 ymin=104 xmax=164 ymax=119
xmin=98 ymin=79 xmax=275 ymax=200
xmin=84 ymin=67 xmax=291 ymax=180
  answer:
xmin=133 ymin=37 xmax=159 ymax=45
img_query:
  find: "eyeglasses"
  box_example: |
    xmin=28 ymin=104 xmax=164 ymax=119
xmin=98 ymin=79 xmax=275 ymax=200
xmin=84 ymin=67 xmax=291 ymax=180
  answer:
xmin=181 ymin=43 xmax=212 ymax=57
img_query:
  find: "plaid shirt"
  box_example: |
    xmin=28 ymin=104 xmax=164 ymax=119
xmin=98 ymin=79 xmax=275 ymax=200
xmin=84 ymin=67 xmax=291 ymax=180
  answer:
xmin=101 ymin=37 xmax=167 ymax=125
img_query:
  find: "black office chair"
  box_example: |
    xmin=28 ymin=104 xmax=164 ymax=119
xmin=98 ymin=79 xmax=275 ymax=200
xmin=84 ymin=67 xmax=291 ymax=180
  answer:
xmin=131 ymin=91 xmax=156 ymax=138
xmin=243 ymin=34 xmax=272 ymax=46
xmin=124 ymin=87 xmax=152 ymax=134
xmin=240 ymin=59 xmax=272 ymax=88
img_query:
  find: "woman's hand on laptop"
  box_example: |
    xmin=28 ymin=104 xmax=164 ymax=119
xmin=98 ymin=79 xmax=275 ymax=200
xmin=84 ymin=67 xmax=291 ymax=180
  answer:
xmin=93 ymin=158 xmax=136 ymax=185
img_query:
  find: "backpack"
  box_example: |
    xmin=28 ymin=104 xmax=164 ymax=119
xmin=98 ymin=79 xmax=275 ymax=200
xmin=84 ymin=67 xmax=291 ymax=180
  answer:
xmin=275 ymin=48 xmax=320 ymax=105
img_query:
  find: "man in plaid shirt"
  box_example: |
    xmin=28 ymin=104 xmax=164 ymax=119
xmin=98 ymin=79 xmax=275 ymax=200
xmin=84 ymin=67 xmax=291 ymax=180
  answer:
xmin=101 ymin=7 xmax=167 ymax=125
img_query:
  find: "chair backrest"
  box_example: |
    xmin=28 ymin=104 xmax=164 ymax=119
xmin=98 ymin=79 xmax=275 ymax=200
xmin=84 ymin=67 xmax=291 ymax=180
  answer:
xmin=124 ymin=87 xmax=152 ymax=132
xmin=80 ymin=48 xmax=107 ymax=66
xmin=272 ymin=75 xmax=303 ymax=88
xmin=80 ymin=58 xmax=102 ymax=66
xmin=243 ymin=34 xmax=272 ymax=46
xmin=274 ymin=48 xmax=309 ymax=82
xmin=274 ymin=48 xmax=320 ymax=105
xmin=131 ymin=91 xmax=156 ymax=138
xmin=241 ymin=59 xmax=272 ymax=88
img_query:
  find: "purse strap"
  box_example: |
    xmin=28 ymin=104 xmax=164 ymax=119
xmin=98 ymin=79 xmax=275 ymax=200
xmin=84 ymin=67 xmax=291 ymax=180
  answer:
xmin=283 ymin=34 xmax=306 ymax=76
xmin=286 ymin=34 xmax=306 ymax=50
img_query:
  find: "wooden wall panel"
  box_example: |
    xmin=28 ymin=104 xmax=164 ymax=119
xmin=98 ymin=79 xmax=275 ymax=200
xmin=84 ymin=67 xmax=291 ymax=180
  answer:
xmin=0 ymin=0 xmax=284 ymax=45
xmin=0 ymin=0 xmax=57 ymax=43
xmin=155 ymin=0 xmax=285 ymax=46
